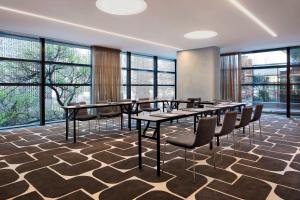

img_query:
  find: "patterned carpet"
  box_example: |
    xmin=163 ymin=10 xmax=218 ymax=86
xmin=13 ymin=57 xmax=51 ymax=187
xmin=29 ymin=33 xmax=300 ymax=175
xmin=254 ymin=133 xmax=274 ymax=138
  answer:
xmin=0 ymin=114 xmax=300 ymax=200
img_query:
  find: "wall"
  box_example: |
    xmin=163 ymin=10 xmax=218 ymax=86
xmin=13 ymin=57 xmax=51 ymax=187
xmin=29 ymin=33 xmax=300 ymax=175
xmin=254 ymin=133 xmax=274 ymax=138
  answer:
xmin=176 ymin=46 xmax=220 ymax=101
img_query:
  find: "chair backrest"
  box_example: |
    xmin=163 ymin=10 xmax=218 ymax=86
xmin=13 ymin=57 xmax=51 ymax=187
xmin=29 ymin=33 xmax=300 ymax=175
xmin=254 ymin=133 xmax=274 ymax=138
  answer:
xmin=119 ymin=99 xmax=132 ymax=111
xmin=219 ymin=111 xmax=237 ymax=136
xmin=252 ymin=104 xmax=263 ymax=122
xmin=68 ymin=101 xmax=88 ymax=117
xmin=139 ymin=98 xmax=150 ymax=109
xmin=238 ymin=106 xmax=253 ymax=127
xmin=187 ymin=98 xmax=201 ymax=108
xmin=193 ymin=117 xmax=217 ymax=147
xmin=96 ymin=100 xmax=112 ymax=114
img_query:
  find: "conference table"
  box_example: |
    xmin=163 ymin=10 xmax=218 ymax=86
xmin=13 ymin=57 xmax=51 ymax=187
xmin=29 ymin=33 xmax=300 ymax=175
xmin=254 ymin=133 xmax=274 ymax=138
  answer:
xmin=62 ymin=100 xmax=245 ymax=144
xmin=62 ymin=102 xmax=133 ymax=143
xmin=61 ymin=99 xmax=171 ymax=143
xmin=132 ymin=102 xmax=246 ymax=176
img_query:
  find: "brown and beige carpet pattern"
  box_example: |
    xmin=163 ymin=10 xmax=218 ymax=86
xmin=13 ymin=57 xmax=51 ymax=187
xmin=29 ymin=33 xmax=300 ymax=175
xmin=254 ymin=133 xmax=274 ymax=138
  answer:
xmin=0 ymin=114 xmax=299 ymax=200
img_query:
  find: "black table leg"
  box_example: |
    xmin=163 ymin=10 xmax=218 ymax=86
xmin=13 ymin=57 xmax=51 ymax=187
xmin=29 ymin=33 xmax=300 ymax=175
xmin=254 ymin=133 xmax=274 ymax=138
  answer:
xmin=73 ymin=109 xmax=76 ymax=143
xmin=65 ymin=109 xmax=69 ymax=141
xmin=194 ymin=115 xmax=197 ymax=132
xmin=120 ymin=113 xmax=123 ymax=129
xmin=156 ymin=122 xmax=161 ymax=176
xmin=128 ymin=110 xmax=131 ymax=131
xmin=217 ymin=110 xmax=221 ymax=124
xmin=138 ymin=119 xmax=142 ymax=169
xmin=120 ymin=106 xmax=123 ymax=130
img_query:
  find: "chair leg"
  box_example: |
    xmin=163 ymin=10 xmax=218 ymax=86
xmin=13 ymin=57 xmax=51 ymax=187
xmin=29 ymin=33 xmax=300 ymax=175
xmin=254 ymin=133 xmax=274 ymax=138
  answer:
xmin=78 ymin=121 xmax=80 ymax=137
xmin=220 ymin=137 xmax=223 ymax=162
xmin=232 ymin=131 xmax=236 ymax=155
xmin=259 ymin=119 xmax=262 ymax=137
xmin=193 ymin=150 xmax=196 ymax=182
xmin=252 ymin=122 xmax=255 ymax=139
xmin=184 ymin=149 xmax=187 ymax=161
xmin=249 ymin=125 xmax=252 ymax=147
xmin=162 ymin=142 xmax=167 ymax=173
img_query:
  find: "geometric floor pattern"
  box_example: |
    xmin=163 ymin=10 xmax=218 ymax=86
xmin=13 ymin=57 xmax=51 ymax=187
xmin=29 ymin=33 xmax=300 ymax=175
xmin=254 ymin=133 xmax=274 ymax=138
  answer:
xmin=0 ymin=114 xmax=299 ymax=200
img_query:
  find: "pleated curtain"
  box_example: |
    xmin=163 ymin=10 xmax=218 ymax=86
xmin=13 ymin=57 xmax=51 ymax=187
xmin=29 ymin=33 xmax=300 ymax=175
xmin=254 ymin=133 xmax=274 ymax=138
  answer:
xmin=92 ymin=46 xmax=121 ymax=103
xmin=220 ymin=54 xmax=241 ymax=102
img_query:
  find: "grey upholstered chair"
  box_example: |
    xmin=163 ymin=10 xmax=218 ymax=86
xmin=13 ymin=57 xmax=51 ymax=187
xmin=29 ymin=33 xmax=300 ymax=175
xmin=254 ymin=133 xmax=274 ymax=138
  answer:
xmin=162 ymin=116 xmax=217 ymax=181
xmin=234 ymin=106 xmax=253 ymax=146
xmin=250 ymin=104 xmax=263 ymax=138
xmin=214 ymin=111 xmax=237 ymax=156
xmin=68 ymin=101 xmax=97 ymax=134
xmin=139 ymin=98 xmax=160 ymax=113
xmin=96 ymin=100 xmax=121 ymax=130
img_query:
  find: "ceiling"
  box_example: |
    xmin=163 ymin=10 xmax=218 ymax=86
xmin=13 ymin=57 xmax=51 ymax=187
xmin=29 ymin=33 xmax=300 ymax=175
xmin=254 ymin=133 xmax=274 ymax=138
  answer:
xmin=0 ymin=0 xmax=300 ymax=58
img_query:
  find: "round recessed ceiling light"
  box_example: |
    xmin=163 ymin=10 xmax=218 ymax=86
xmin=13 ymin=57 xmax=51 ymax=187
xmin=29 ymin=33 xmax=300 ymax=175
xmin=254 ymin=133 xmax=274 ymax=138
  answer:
xmin=184 ymin=30 xmax=218 ymax=39
xmin=96 ymin=0 xmax=147 ymax=15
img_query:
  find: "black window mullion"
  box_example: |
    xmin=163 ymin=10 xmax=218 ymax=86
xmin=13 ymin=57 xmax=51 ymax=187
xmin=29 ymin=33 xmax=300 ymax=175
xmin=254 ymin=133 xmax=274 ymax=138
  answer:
xmin=126 ymin=52 xmax=131 ymax=99
xmin=40 ymin=38 xmax=46 ymax=126
xmin=287 ymin=47 xmax=291 ymax=118
xmin=154 ymin=56 xmax=158 ymax=99
xmin=175 ymin=59 xmax=177 ymax=99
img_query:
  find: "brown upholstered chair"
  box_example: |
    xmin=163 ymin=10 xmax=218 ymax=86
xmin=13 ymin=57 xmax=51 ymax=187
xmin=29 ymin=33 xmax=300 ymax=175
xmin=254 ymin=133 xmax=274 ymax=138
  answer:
xmin=68 ymin=101 xmax=97 ymax=133
xmin=162 ymin=117 xmax=217 ymax=181
xmin=186 ymin=98 xmax=201 ymax=108
xmin=139 ymin=98 xmax=160 ymax=113
xmin=214 ymin=111 xmax=237 ymax=156
xmin=119 ymin=99 xmax=142 ymax=128
xmin=234 ymin=106 xmax=253 ymax=146
xmin=96 ymin=100 xmax=121 ymax=130
xmin=250 ymin=104 xmax=263 ymax=137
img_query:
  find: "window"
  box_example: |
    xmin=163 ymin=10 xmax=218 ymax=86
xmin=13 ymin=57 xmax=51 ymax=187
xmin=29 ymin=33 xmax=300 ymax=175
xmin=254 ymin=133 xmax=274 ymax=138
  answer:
xmin=130 ymin=54 xmax=154 ymax=99
xmin=241 ymin=50 xmax=287 ymax=114
xmin=157 ymin=59 xmax=176 ymax=99
xmin=0 ymin=33 xmax=40 ymax=128
xmin=121 ymin=53 xmax=176 ymax=100
xmin=290 ymin=47 xmax=300 ymax=116
xmin=0 ymin=32 xmax=92 ymax=129
xmin=45 ymin=41 xmax=92 ymax=121
xmin=121 ymin=53 xmax=127 ymax=99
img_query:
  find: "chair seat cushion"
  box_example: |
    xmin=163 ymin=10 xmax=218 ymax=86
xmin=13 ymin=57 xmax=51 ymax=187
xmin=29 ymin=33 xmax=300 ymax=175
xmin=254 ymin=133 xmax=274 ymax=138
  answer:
xmin=99 ymin=112 xmax=121 ymax=118
xmin=142 ymin=108 xmax=160 ymax=112
xmin=214 ymin=126 xmax=222 ymax=136
xmin=76 ymin=114 xmax=97 ymax=121
xmin=166 ymin=133 xmax=195 ymax=149
xmin=123 ymin=110 xmax=143 ymax=114
xmin=235 ymin=121 xmax=242 ymax=129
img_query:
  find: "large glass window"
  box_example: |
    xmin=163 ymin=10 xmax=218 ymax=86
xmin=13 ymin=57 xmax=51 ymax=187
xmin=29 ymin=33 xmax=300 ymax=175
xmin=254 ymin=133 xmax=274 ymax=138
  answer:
xmin=45 ymin=41 xmax=91 ymax=121
xmin=157 ymin=59 xmax=176 ymax=99
xmin=0 ymin=33 xmax=40 ymax=128
xmin=241 ymin=50 xmax=287 ymax=114
xmin=121 ymin=53 xmax=127 ymax=99
xmin=290 ymin=47 xmax=300 ymax=116
xmin=0 ymin=33 xmax=92 ymax=129
xmin=121 ymin=53 xmax=176 ymax=100
xmin=131 ymin=54 xmax=154 ymax=99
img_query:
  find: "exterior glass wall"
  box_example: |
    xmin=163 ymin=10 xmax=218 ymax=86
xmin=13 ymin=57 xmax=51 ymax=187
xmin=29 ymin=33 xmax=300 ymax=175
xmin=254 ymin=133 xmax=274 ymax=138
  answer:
xmin=0 ymin=33 xmax=92 ymax=128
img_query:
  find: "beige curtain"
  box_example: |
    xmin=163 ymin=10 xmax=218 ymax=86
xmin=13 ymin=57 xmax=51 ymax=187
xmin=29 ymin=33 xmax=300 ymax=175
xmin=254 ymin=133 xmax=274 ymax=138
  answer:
xmin=220 ymin=54 xmax=241 ymax=102
xmin=92 ymin=46 xmax=121 ymax=103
